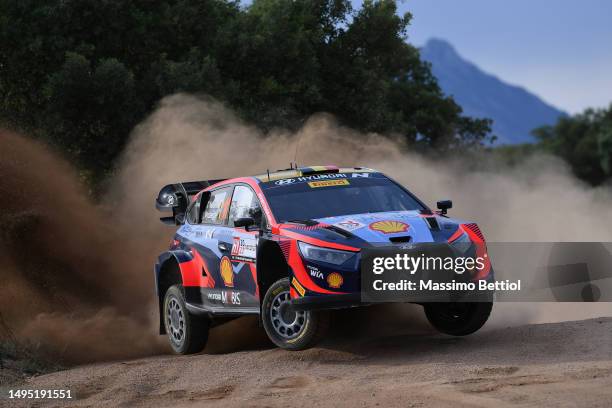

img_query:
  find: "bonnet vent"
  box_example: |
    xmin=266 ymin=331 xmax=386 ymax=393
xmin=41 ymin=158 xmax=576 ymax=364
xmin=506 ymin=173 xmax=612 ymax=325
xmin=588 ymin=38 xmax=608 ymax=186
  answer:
xmin=424 ymin=217 xmax=440 ymax=230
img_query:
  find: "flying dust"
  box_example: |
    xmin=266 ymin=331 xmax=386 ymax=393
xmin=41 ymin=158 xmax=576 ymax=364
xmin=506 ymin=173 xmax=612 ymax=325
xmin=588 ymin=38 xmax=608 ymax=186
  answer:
xmin=1 ymin=94 xmax=610 ymax=365
xmin=0 ymin=131 xmax=165 ymax=364
xmin=114 ymin=94 xmax=611 ymax=328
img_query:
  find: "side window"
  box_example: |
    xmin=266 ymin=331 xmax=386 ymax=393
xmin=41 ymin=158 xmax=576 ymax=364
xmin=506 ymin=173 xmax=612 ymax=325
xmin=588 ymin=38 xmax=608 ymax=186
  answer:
xmin=201 ymin=187 xmax=232 ymax=225
xmin=228 ymin=185 xmax=263 ymax=227
xmin=186 ymin=194 xmax=201 ymax=224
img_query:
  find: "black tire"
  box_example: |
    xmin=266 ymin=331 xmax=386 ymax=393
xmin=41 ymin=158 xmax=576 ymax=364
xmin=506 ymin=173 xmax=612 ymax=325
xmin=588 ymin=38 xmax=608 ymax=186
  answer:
xmin=424 ymin=301 xmax=493 ymax=336
xmin=163 ymin=285 xmax=209 ymax=354
xmin=261 ymin=278 xmax=329 ymax=350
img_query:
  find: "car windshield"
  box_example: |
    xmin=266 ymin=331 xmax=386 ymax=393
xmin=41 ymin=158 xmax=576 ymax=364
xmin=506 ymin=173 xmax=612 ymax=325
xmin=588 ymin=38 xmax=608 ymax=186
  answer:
xmin=260 ymin=173 xmax=425 ymax=222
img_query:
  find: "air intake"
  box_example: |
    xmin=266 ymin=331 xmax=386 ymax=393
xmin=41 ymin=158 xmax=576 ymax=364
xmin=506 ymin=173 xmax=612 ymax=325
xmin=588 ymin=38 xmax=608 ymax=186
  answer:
xmin=389 ymin=236 xmax=412 ymax=243
xmin=323 ymin=225 xmax=353 ymax=238
xmin=424 ymin=217 xmax=440 ymax=230
xmin=463 ymin=223 xmax=484 ymax=241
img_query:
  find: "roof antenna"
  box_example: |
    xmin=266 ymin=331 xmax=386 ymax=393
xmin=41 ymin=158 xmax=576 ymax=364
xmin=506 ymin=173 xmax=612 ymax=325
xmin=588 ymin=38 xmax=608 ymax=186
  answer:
xmin=293 ymin=130 xmax=303 ymax=169
xmin=267 ymin=168 xmax=270 ymax=182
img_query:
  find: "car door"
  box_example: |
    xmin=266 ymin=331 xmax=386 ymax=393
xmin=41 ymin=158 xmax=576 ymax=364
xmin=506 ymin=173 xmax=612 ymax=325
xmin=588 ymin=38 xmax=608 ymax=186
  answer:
xmin=222 ymin=184 xmax=266 ymax=308
xmin=182 ymin=186 xmax=240 ymax=310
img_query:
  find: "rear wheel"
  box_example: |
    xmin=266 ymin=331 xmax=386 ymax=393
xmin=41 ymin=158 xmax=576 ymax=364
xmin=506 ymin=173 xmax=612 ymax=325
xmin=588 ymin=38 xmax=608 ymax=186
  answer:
xmin=261 ymin=278 xmax=329 ymax=350
xmin=424 ymin=302 xmax=493 ymax=336
xmin=163 ymin=285 xmax=209 ymax=354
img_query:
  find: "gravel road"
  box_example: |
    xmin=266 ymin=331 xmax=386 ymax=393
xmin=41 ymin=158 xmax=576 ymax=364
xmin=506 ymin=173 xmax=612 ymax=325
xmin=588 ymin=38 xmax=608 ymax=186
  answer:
xmin=6 ymin=310 xmax=612 ymax=408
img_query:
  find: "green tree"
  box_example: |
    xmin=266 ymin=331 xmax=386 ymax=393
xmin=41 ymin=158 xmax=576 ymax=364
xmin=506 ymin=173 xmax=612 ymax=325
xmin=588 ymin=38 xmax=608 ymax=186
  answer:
xmin=533 ymin=104 xmax=612 ymax=184
xmin=1 ymin=0 xmax=492 ymax=182
xmin=43 ymin=53 xmax=142 ymax=177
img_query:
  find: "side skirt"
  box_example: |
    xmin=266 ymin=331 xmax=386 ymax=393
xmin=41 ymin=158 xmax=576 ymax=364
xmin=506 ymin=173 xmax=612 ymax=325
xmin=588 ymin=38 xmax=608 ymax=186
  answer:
xmin=184 ymin=286 xmax=260 ymax=317
xmin=185 ymin=302 xmax=259 ymax=316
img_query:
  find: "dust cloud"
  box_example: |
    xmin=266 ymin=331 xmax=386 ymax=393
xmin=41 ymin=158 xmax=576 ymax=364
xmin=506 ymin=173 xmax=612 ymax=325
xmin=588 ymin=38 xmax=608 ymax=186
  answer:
xmin=1 ymin=94 xmax=610 ymax=365
xmin=114 ymin=94 xmax=611 ymax=328
xmin=116 ymin=94 xmax=612 ymax=242
xmin=0 ymin=131 xmax=165 ymax=364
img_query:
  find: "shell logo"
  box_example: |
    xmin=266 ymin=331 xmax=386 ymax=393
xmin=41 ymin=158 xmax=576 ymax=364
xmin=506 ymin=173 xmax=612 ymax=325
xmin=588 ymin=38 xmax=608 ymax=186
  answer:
xmin=327 ymin=272 xmax=344 ymax=289
xmin=369 ymin=220 xmax=409 ymax=234
xmin=220 ymin=256 xmax=234 ymax=287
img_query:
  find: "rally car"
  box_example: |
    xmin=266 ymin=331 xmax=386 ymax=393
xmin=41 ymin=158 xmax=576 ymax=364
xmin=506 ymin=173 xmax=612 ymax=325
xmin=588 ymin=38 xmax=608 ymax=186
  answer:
xmin=154 ymin=166 xmax=493 ymax=353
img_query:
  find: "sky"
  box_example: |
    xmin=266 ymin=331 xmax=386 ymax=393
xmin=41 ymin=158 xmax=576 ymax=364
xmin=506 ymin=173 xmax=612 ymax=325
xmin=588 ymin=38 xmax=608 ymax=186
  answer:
xmin=241 ymin=0 xmax=612 ymax=114
xmin=381 ymin=0 xmax=612 ymax=114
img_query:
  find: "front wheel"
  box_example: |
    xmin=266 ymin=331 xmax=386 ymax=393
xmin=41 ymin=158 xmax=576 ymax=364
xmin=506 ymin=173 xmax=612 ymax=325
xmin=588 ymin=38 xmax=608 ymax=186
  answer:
xmin=261 ymin=278 xmax=329 ymax=350
xmin=163 ymin=285 xmax=209 ymax=354
xmin=424 ymin=302 xmax=493 ymax=336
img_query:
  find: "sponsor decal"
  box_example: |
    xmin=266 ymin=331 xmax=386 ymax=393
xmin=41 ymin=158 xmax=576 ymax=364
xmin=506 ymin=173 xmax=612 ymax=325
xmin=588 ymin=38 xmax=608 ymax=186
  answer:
xmin=307 ymin=265 xmax=324 ymax=279
xmin=207 ymin=292 xmax=222 ymax=301
xmin=333 ymin=219 xmax=365 ymax=232
xmin=205 ymin=228 xmax=216 ymax=239
xmin=369 ymin=220 xmax=409 ymax=234
xmin=274 ymin=173 xmax=348 ymax=186
xmin=207 ymin=290 xmax=241 ymax=305
xmin=227 ymin=290 xmax=241 ymax=305
xmin=308 ymin=179 xmax=349 ymax=188
xmin=262 ymin=170 xmax=377 ymax=183
xmin=231 ymin=235 xmax=257 ymax=262
xmin=327 ymin=272 xmax=344 ymax=289
xmin=220 ymin=256 xmax=234 ymax=287
xmin=292 ymin=277 xmax=306 ymax=297
xmin=231 ymin=237 xmax=240 ymax=255
xmin=275 ymin=178 xmax=297 ymax=185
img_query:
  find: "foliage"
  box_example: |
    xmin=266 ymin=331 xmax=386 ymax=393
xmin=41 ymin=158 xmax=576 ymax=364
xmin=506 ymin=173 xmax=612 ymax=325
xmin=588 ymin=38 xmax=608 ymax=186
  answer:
xmin=533 ymin=104 xmax=612 ymax=185
xmin=0 ymin=0 xmax=491 ymax=180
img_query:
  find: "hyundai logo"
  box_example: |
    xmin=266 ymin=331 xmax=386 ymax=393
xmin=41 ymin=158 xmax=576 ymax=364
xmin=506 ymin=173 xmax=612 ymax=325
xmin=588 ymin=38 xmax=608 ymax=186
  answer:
xmin=275 ymin=178 xmax=296 ymax=185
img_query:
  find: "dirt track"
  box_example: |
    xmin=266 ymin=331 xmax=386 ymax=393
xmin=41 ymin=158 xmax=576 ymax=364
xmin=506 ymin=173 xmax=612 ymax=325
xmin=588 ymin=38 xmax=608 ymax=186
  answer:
xmin=5 ymin=312 xmax=612 ymax=408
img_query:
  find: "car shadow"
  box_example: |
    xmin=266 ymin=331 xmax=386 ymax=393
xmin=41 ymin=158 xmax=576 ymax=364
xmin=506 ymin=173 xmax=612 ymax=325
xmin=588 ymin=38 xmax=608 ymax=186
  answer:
xmin=197 ymin=303 xmax=611 ymax=368
xmin=317 ymin=307 xmax=612 ymax=367
xmin=204 ymin=315 xmax=273 ymax=354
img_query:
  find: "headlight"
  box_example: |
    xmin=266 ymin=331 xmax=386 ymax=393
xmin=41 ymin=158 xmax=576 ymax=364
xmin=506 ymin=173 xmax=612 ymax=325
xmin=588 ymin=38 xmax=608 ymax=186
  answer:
xmin=450 ymin=231 xmax=472 ymax=253
xmin=298 ymin=242 xmax=356 ymax=265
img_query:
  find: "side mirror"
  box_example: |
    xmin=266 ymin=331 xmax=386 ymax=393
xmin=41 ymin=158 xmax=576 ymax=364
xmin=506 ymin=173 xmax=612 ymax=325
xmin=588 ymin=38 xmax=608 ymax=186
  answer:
xmin=234 ymin=217 xmax=255 ymax=230
xmin=436 ymin=199 xmax=452 ymax=215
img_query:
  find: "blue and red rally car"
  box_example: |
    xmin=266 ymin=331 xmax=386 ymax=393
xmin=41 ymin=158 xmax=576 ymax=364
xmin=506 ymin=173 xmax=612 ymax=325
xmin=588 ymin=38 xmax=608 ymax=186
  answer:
xmin=154 ymin=166 xmax=493 ymax=353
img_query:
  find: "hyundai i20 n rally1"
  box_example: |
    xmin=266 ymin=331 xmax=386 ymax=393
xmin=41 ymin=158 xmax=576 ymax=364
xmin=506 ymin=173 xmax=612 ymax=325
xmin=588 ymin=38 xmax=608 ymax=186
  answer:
xmin=154 ymin=166 xmax=493 ymax=353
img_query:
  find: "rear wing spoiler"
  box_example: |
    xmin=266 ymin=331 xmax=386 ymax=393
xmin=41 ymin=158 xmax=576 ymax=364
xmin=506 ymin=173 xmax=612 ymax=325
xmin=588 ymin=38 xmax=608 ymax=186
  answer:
xmin=155 ymin=179 xmax=226 ymax=225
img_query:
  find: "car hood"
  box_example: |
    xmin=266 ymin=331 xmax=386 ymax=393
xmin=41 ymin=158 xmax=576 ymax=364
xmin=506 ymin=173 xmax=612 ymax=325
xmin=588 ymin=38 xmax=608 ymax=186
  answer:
xmin=306 ymin=210 xmax=463 ymax=245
